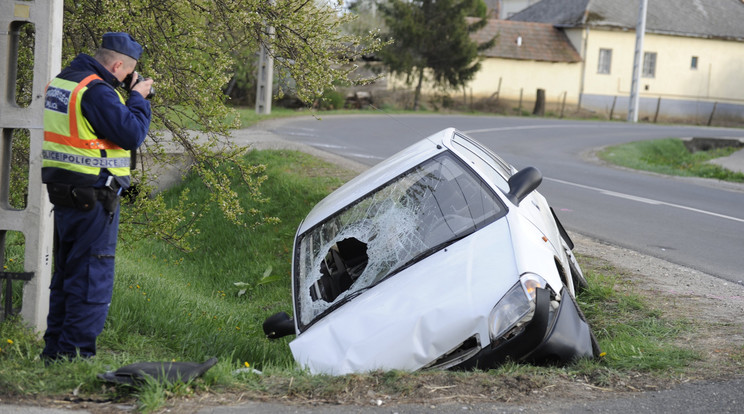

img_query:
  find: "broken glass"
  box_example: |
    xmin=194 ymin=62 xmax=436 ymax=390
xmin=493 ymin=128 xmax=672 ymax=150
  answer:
xmin=296 ymin=152 xmax=507 ymax=327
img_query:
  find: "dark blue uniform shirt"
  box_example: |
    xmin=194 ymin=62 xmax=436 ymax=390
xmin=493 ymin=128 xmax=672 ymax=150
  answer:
xmin=63 ymin=54 xmax=151 ymax=188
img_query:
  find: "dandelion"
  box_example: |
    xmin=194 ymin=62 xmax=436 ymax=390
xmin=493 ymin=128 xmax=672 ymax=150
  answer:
xmin=236 ymin=326 xmax=240 ymax=330
xmin=599 ymin=352 xmax=607 ymax=358
xmin=2 ymin=266 xmax=6 ymax=270
xmin=244 ymin=361 xmax=250 ymax=368
xmin=6 ymin=339 xmax=13 ymax=345
xmin=8 ymin=259 xmax=13 ymax=262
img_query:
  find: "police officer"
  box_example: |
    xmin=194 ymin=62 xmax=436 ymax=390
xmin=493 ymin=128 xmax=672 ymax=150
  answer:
xmin=41 ymin=32 xmax=153 ymax=361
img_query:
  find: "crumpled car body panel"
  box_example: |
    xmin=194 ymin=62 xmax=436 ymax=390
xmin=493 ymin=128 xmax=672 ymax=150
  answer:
xmin=290 ymin=219 xmax=517 ymax=375
xmin=276 ymin=128 xmax=596 ymax=374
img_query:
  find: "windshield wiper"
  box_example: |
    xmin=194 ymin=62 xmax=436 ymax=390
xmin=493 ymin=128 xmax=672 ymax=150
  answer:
xmin=311 ymin=286 xmax=374 ymax=322
xmin=388 ymin=227 xmax=476 ymax=276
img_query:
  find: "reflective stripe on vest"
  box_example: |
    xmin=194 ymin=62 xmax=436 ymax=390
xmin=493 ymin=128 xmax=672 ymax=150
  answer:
xmin=43 ymin=74 xmax=131 ymax=179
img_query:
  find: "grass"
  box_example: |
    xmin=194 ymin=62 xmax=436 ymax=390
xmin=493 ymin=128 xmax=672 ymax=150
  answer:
xmin=0 ymin=231 xmax=25 ymax=311
xmin=165 ymin=106 xmax=303 ymax=131
xmin=576 ymin=256 xmax=698 ymax=373
xmin=0 ymin=149 xmax=709 ymax=411
xmin=171 ymin=104 xmax=445 ymax=131
xmin=598 ymin=138 xmax=744 ymax=182
xmin=234 ymin=107 xmax=308 ymax=127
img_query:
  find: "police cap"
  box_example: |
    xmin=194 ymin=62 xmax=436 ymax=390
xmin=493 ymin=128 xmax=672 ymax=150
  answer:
xmin=101 ymin=32 xmax=143 ymax=60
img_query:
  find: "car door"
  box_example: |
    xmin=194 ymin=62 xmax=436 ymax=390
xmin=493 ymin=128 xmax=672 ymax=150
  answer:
xmin=449 ymin=133 xmax=563 ymax=256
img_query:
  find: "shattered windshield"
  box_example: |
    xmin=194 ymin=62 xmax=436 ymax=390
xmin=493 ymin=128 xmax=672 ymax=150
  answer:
xmin=295 ymin=152 xmax=507 ymax=327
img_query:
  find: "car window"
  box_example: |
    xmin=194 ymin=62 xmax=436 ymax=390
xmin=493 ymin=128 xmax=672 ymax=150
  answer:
xmin=451 ymin=134 xmax=512 ymax=193
xmin=295 ymin=152 xmax=507 ymax=328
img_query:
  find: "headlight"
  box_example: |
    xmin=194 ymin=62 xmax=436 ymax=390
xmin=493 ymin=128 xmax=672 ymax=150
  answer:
xmin=489 ymin=274 xmax=548 ymax=343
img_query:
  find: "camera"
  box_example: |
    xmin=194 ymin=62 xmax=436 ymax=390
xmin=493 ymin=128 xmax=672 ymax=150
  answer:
xmin=122 ymin=72 xmax=155 ymax=99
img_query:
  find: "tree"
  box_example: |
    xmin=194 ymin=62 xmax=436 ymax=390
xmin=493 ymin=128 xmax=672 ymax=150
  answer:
xmin=378 ymin=0 xmax=494 ymax=110
xmin=344 ymin=0 xmax=386 ymax=37
xmin=14 ymin=0 xmax=381 ymax=250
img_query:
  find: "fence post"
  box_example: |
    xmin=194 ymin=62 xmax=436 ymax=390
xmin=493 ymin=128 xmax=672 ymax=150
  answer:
xmin=495 ymin=77 xmax=502 ymax=103
xmin=518 ymin=88 xmax=523 ymax=115
xmin=653 ymin=97 xmax=662 ymax=123
xmin=609 ymin=96 xmax=618 ymax=120
xmin=707 ymin=102 xmax=718 ymax=126
xmin=533 ymin=89 xmax=545 ymax=116
xmin=560 ymin=91 xmax=567 ymax=118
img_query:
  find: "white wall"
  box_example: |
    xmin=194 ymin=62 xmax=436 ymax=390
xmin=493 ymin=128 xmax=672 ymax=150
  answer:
xmin=583 ymin=29 xmax=744 ymax=104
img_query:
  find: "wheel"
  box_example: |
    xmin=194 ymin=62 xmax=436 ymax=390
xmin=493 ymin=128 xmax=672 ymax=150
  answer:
xmin=569 ymin=256 xmax=588 ymax=294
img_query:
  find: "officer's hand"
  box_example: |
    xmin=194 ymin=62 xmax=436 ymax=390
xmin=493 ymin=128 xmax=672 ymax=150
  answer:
xmin=130 ymin=71 xmax=154 ymax=98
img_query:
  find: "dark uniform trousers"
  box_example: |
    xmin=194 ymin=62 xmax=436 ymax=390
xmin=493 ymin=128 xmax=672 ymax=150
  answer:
xmin=42 ymin=200 xmax=119 ymax=359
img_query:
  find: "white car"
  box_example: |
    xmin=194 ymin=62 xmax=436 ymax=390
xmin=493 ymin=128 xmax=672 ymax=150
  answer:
xmin=263 ymin=128 xmax=599 ymax=375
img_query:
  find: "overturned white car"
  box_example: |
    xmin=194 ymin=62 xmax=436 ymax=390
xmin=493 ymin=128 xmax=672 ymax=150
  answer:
xmin=264 ymin=128 xmax=599 ymax=375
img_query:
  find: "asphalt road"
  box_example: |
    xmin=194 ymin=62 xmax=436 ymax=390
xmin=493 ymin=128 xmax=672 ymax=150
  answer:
xmin=263 ymin=114 xmax=744 ymax=284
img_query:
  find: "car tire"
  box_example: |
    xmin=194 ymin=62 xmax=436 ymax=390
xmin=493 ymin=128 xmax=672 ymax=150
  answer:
xmin=569 ymin=259 xmax=588 ymax=294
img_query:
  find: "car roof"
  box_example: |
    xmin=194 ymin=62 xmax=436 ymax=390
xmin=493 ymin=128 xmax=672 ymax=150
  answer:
xmin=297 ymin=128 xmax=456 ymax=234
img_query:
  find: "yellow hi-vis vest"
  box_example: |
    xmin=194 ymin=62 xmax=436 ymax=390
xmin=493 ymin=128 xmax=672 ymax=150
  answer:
xmin=43 ymin=73 xmax=131 ymax=185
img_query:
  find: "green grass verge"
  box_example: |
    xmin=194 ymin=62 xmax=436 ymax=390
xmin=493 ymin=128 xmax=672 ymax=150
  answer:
xmin=0 ymin=149 xmax=704 ymax=411
xmin=598 ymin=138 xmax=744 ymax=182
xmin=169 ymin=105 xmax=445 ymax=131
xmin=576 ymin=256 xmax=698 ymax=373
xmin=165 ymin=106 xmax=303 ymax=130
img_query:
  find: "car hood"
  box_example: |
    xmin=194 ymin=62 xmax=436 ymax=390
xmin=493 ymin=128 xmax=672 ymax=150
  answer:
xmin=288 ymin=219 xmax=518 ymax=375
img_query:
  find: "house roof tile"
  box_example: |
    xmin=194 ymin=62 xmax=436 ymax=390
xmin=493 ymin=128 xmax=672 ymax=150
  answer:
xmin=509 ymin=0 xmax=744 ymax=40
xmin=470 ymin=18 xmax=582 ymax=62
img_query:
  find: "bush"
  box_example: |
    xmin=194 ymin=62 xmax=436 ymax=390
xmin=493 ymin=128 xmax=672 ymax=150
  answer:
xmin=316 ymin=89 xmax=345 ymax=110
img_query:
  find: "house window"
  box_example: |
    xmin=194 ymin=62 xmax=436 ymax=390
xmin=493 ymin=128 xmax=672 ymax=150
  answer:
xmin=642 ymin=52 xmax=657 ymax=78
xmin=691 ymin=56 xmax=698 ymax=69
xmin=597 ymin=48 xmax=612 ymax=74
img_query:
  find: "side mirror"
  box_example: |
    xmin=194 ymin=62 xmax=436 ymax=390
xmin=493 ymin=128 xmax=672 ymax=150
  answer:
xmin=506 ymin=167 xmax=542 ymax=206
xmin=263 ymin=311 xmax=296 ymax=339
